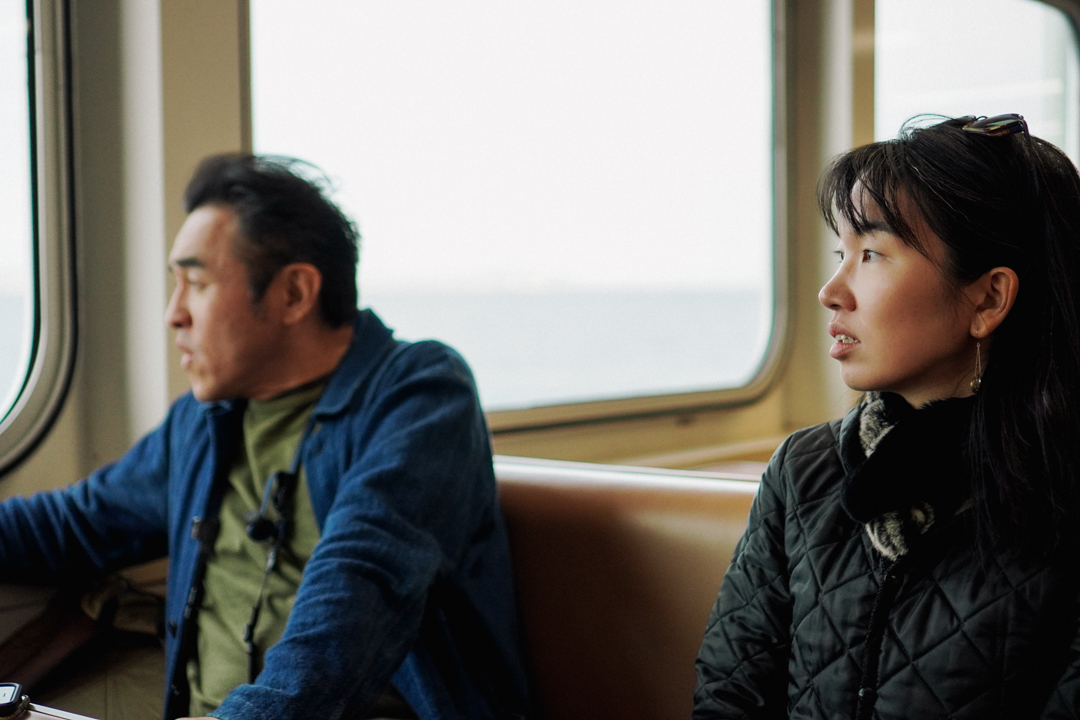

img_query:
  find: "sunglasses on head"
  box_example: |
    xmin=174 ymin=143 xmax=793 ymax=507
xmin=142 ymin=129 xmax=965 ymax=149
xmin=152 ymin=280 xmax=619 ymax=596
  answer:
xmin=961 ymin=113 xmax=1029 ymax=137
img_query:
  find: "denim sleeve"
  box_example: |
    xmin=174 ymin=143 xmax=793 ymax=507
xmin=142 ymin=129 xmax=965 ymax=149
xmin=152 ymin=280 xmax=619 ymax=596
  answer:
xmin=692 ymin=436 xmax=793 ymax=720
xmin=0 ymin=409 xmax=174 ymax=583
xmin=213 ymin=343 xmax=499 ymax=720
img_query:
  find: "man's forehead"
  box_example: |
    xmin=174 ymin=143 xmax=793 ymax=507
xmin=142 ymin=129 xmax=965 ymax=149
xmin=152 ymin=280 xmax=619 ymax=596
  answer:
xmin=169 ymin=204 xmax=242 ymax=267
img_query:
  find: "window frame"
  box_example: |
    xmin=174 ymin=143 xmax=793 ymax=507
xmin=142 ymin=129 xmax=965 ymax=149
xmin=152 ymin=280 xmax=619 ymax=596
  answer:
xmin=0 ymin=0 xmax=77 ymax=475
xmin=1023 ymin=0 xmax=1080 ymax=149
xmin=1044 ymin=0 xmax=1080 ymax=33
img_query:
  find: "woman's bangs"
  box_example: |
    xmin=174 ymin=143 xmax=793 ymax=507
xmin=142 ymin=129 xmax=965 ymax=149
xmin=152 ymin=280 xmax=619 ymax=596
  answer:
xmin=819 ymin=144 xmax=922 ymax=248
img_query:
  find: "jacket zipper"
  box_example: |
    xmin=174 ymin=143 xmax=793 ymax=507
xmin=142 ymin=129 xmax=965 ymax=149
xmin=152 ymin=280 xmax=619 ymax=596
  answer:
xmin=855 ymin=555 xmax=904 ymax=720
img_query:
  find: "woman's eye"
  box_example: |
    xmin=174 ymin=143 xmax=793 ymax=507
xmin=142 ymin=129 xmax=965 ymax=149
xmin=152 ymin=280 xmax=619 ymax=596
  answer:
xmin=861 ymin=249 xmax=879 ymax=262
xmin=834 ymin=250 xmax=844 ymax=263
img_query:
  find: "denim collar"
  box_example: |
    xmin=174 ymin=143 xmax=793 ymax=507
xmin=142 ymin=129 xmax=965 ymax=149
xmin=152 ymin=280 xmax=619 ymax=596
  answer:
xmin=313 ymin=309 xmax=397 ymax=419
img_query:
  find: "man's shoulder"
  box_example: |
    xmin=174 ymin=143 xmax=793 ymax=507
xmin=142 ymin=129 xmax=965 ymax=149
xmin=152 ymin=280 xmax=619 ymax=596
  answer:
xmin=382 ymin=338 xmax=475 ymax=383
xmin=317 ymin=313 xmax=482 ymax=430
xmin=351 ymin=311 xmax=477 ymax=387
xmin=333 ymin=310 xmax=476 ymax=389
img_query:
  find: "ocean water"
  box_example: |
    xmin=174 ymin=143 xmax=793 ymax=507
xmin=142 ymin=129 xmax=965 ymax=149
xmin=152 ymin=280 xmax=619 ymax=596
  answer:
xmin=0 ymin=289 xmax=772 ymax=418
xmin=363 ymin=288 xmax=772 ymax=411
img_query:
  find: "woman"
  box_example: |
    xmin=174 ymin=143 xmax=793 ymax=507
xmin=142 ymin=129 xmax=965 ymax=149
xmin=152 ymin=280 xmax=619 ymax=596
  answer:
xmin=693 ymin=115 xmax=1080 ymax=719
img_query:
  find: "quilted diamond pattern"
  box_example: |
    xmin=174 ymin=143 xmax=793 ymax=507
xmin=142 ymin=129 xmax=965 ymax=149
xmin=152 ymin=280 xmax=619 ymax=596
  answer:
xmin=693 ymin=419 xmax=1080 ymax=720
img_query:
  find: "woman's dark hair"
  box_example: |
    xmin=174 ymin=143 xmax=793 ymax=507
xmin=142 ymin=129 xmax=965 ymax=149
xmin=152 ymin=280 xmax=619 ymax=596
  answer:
xmin=184 ymin=154 xmax=360 ymax=327
xmin=818 ymin=116 xmax=1080 ymax=555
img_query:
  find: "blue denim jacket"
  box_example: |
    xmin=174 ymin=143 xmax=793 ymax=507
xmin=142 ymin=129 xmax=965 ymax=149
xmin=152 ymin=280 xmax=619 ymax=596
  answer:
xmin=0 ymin=311 xmax=530 ymax=720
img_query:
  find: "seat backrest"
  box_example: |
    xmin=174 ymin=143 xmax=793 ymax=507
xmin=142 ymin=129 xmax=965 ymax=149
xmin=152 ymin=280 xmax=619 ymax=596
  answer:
xmin=495 ymin=456 xmax=759 ymax=720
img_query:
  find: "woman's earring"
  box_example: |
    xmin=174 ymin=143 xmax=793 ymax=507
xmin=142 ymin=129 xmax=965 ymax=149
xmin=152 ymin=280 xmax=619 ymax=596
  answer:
xmin=970 ymin=341 xmax=982 ymax=394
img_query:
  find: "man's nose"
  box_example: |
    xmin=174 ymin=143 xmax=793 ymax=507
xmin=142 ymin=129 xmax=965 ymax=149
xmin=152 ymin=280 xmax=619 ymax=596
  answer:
xmin=165 ymin=285 xmax=189 ymax=328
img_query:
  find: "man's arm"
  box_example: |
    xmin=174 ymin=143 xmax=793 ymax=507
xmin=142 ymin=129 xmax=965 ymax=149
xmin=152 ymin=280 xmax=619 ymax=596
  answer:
xmin=0 ymin=408 xmax=175 ymax=582
xmin=213 ymin=342 xmax=506 ymax=720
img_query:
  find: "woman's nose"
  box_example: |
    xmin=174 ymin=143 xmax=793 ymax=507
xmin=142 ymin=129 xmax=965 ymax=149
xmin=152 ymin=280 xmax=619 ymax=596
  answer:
xmin=819 ymin=267 xmax=854 ymax=311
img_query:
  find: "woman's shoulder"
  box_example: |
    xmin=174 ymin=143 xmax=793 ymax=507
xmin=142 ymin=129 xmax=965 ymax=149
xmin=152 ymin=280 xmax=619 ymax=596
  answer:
xmin=762 ymin=416 xmax=848 ymax=505
xmin=772 ymin=417 xmax=844 ymax=465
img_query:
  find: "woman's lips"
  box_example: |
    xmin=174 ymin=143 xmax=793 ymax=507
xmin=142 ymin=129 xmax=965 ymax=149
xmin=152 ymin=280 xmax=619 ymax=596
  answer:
xmin=829 ymin=333 xmax=859 ymax=359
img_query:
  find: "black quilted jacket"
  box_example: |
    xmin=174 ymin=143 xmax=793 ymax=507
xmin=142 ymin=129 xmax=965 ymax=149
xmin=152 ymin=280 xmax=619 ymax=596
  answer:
xmin=693 ymin=397 xmax=1080 ymax=719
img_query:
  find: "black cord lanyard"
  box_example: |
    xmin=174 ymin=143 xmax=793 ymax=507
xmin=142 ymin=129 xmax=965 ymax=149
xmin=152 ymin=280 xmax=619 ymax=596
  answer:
xmin=241 ymin=417 xmax=313 ymax=684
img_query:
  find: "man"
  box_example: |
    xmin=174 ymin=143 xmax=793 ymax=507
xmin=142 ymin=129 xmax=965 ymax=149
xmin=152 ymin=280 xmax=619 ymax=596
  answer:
xmin=0 ymin=155 xmax=530 ymax=720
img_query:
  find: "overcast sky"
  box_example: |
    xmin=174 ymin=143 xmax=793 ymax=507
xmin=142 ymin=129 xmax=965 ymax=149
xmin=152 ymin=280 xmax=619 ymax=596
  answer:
xmin=251 ymin=1 xmax=773 ymax=296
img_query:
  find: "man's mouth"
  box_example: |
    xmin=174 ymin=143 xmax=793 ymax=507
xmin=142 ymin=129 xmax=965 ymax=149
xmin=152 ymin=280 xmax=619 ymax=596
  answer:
xmin=175 ymin=341 xmax=194 ymax=370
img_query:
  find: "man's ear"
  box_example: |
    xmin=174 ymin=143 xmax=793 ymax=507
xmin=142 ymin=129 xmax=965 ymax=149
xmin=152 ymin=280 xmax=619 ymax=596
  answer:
xmin=275 ymin=263 xmax=323 ymax=325
xmin=968 ymin=266 xmax=1019 ymax=338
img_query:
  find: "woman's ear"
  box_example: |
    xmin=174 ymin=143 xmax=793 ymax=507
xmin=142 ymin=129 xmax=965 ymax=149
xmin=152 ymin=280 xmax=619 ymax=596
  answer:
xmin=968 ymin=266 xmax=1019 ymax=338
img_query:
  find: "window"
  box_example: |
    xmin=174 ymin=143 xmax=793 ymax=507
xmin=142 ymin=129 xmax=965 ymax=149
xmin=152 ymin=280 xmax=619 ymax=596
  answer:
xmin=250 ymin=1 xmax=777 ymax=414
xmin=876 ymin=0 xmax=1079 ymax=162
xmin=0 ymin=2 xmax=34 ymax=422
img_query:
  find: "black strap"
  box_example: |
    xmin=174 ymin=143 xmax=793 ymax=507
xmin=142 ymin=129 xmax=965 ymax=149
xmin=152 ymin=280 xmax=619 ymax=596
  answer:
xmin=242 ymin=417 xmax=313 ymax=683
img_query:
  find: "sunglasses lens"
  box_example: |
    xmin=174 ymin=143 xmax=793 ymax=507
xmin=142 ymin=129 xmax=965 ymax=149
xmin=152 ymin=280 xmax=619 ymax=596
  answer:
xmin=962 ymin=113 xmax=1028 ymax=136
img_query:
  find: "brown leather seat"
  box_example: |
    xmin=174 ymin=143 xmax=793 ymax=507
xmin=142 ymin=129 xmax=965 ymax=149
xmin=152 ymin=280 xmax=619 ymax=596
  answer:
xmin=496 ymin=456 xmax=759 ymax=720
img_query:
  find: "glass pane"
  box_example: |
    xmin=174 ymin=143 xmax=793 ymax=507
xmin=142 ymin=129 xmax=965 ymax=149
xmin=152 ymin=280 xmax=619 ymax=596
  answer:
xmin=0 ymin=4 xmax=34 ymax=420
xmin=251 ymin=1 xmax=774 ymax=410
xmin=876 ymin=0 xmax=1079 ymax=163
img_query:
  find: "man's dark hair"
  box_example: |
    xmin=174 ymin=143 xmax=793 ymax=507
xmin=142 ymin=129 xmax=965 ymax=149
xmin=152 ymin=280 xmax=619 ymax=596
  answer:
xmin=183 ymin=154 xmax=360 ymax=327
xmin=819 ymin=116 xmax=1080 ymax=556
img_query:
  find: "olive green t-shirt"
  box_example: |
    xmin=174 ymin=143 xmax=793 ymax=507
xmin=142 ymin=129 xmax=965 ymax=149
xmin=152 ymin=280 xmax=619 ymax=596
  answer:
xmin=187 ymin=381 xmax=324 ymax=717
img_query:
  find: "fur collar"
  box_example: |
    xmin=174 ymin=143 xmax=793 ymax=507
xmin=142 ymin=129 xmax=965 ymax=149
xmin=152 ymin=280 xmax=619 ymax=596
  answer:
xmin=840 ymin=392 xmax=975 ymax=560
